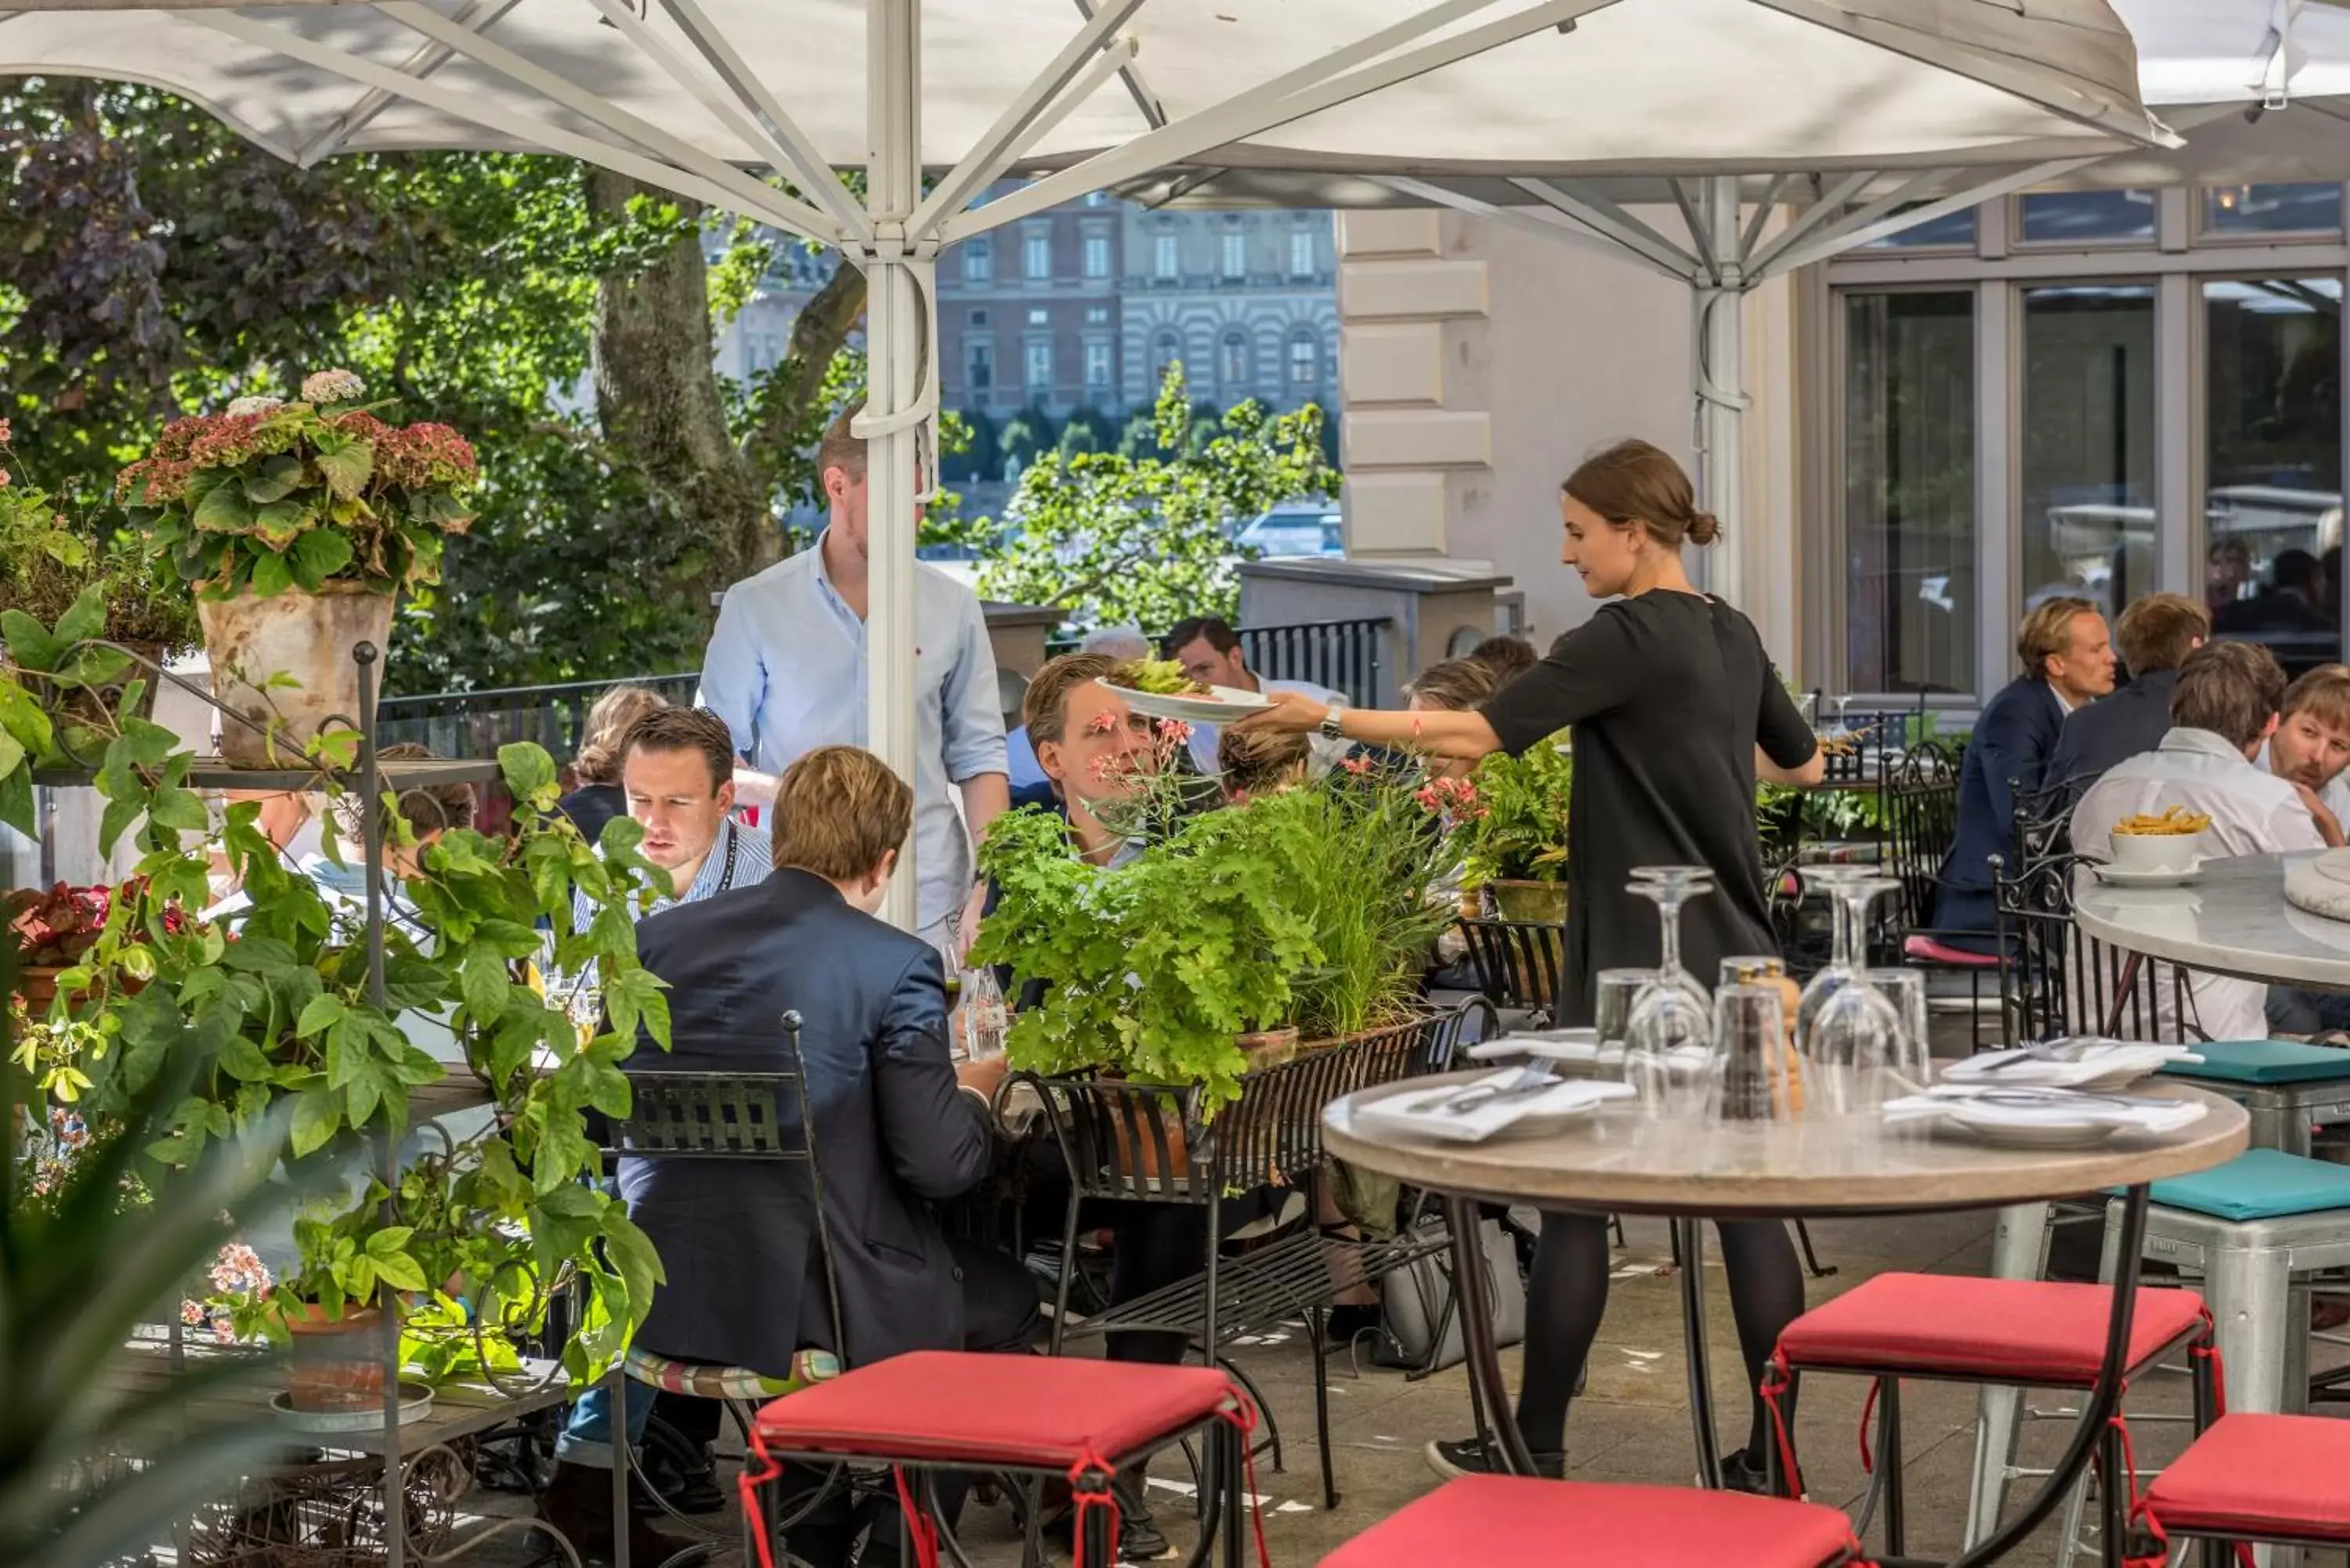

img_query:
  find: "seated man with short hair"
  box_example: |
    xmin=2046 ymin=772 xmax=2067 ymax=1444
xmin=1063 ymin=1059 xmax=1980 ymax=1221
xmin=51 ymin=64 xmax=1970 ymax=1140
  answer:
xmin=2073 ymin=641 xmax=2322 ymax=1042
xmin=543 ymin=746 xmax=1032 ymax=1564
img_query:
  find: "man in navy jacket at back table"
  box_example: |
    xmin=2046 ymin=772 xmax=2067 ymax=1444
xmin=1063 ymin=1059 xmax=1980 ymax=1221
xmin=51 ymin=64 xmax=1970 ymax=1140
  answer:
xmin=1928 ymin=595 xmax=2116 ymax=951
xmin=2044 ymin=591 xmax=2210 ymax=806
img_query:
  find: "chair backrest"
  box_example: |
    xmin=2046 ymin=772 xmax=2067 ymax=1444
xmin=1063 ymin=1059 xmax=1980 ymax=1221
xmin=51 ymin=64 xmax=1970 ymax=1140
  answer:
xmin=2010 ymin=775 xmax=2077 ymax=866
xmin=1021 ymin=1004 xmax=1464 ymax=1205
xmin=598 ymin=1011 xmax=846 ymax=1352
xmin=1882 ymin=742 xmax=1960 ymax=934
xmin=1455 ymin=917 xmax=1567 ymax=1018
xmin=1991 ymin=854 xmax=2200 ymax=1045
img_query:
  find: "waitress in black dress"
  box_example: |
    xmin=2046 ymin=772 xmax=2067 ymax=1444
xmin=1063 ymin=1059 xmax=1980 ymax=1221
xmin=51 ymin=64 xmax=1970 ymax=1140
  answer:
xmin=1242 ymin=436 xmax=1823 ymax=1488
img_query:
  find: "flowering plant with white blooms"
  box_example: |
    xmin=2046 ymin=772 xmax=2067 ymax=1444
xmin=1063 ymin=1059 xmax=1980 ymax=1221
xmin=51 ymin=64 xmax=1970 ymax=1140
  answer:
xmin=119 ymin=369 xmax=478 ymax=600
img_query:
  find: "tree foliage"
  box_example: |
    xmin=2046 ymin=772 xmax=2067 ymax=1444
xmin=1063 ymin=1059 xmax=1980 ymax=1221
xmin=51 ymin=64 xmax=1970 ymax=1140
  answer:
xmin=0 ymin=81 xmax=866 ymax=694
xmin=935 ymin=365 xmax=1338 ymax=630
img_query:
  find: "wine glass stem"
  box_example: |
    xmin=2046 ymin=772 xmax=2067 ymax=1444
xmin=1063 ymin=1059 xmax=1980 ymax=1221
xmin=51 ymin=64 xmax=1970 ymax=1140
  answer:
xmin=1836 ymin=886 xmax=1874 ymax=970
xmin=1658 ymin=889 xmax=1685 ymax=978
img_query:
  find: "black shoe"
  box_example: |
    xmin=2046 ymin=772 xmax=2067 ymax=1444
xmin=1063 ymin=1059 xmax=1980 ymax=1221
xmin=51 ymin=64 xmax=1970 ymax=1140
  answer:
xmin=638 ymin=1431 xmax=726 ymax=1516
xmin=1717 ymin=1447 xmax=1773 ymax=1496
xmin=1423 ymin=1435 xmax=1564 ymax=1481
xmin=540 ymin=1459 xmax=674 ymax=1565
xmin=1113 ymin=1478 xmax=1173 ymax=1563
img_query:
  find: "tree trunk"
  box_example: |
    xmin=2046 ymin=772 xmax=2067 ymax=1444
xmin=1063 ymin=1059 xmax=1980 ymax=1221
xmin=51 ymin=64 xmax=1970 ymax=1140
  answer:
xmin=587 ymin=170 xmax=773 ymax=609
xmin=587 ymin=169 xmax=870 ymax=616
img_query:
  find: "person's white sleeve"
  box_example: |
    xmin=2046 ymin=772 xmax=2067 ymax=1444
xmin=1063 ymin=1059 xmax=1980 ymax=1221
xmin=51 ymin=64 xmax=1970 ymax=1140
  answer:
xmin=940 ymin=594 xmax=1008 ymax=783
xmin=2274 ymin=797 xmax=2329 ymax=853
xmin=698 ymin=587 xmax=765 ymax=762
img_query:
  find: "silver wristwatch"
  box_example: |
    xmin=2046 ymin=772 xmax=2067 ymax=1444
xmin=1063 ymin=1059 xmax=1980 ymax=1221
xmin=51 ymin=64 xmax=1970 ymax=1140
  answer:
xmin=1318 ymin=707 xmax=1346 ymax=742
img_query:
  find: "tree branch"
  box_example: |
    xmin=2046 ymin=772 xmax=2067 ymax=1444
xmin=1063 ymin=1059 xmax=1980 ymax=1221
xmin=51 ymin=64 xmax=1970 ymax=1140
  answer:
xmin=743 ymin=255 xmax=866 ymax=464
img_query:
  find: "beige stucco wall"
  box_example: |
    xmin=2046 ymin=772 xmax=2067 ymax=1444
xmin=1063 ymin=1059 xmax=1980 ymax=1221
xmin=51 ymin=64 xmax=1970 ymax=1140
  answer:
xmin=1336 ymin=205 xmax=1806 ymax=673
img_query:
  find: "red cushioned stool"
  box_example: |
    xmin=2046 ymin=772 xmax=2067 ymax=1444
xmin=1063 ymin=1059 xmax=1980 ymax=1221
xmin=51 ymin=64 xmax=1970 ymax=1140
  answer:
xmin=1762 ymin=1274 xmax=2216 ymax=1564
xmin=1318 ymin=1475 xmax=1865 ymax=1568
xmin=743 ymin=1351 xmax=1263 ymax=1568
xmin=2143 ymin=1412 xmax=2350 ymax=1556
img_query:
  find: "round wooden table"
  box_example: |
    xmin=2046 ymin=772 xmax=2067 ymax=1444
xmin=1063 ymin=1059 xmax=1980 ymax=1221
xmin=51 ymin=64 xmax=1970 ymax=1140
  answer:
xmin=1325 ymin=1075 xmax=2247 ymax=1566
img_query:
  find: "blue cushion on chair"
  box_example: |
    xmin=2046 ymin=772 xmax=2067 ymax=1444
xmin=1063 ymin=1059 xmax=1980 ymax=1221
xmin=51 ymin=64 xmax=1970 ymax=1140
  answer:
xmin=2160 ymin=1040 xmax=2350 ymax=1086
xmin=2149 ymin=1149 xmax=2350 ymax=1222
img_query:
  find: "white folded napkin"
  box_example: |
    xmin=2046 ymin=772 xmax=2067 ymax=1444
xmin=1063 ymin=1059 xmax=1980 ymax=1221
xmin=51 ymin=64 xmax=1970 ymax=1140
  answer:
xmin=1883 ymin=1086 xmax=2207 ymax=1134
xmin=1940 ymin=1042 xmax=2198 ymax=1089
xmin=1358 ymin=1071 xmax=1636 ymax=1144
xmin=1468 ymin=1036 xmax=1710 ymax=1074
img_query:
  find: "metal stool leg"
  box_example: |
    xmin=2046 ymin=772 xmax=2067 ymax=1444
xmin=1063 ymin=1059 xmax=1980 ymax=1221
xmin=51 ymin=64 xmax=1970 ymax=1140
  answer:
xmin=1964 ymin=1201 xmax=2052 ymax=1546
xmin=2207 ymin=1244 xmax=2295 ymax=1415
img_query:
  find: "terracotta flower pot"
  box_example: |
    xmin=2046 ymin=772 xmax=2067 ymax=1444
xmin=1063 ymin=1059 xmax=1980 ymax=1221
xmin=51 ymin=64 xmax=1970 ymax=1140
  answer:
xmin=1237 ymin=1026 xmax=1301 ymax=1071
xmin=1488 ymin=878 xmax=1569 ymax=924
xmin=284 ymin=1302 xmax=389 ymax=1413
xmin=198 ymin=583 xmax=394 ymax=766
xmin=14 ymin=967 xmax=61 ymax=1009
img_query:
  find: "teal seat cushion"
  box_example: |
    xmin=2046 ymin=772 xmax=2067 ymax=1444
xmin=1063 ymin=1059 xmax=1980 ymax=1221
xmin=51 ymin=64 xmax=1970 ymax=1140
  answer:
xmin=2149 ymin=1149 xmax=2350 ymax=1222
xmin=2160 ymin=1039 xmax=2350 ymax=1086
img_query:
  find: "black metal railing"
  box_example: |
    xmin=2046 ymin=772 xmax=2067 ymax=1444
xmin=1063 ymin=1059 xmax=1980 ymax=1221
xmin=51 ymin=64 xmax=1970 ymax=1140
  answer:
xmin=377 ymin=671 xmax=701 ymax=761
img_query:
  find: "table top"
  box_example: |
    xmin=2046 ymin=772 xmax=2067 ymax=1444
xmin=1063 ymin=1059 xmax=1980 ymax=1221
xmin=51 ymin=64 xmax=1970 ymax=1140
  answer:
xmin=1323 ymin=1075 xmax=2247 ymax=1216
xmin=2074 ymin=850 xmax=2350 ymax=991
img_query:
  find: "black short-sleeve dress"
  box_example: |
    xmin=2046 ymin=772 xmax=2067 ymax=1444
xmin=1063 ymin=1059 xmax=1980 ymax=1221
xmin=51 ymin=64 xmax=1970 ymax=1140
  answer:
xmin=1478 ymin=591 xmax=1818 ymax=1026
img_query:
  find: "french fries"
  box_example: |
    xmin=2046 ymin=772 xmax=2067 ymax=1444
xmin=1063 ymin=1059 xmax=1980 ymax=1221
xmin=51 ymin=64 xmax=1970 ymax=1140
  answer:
xmin=2114 ymin=806 xmax=2212 ymax=836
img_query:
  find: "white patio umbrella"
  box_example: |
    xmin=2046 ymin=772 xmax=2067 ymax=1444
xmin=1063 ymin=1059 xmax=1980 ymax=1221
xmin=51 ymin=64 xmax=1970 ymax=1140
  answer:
xmin=1110 ymin=0 xmax=2350 ymax=623
xmin=0 ymin=0 xmax=2176 ymax=931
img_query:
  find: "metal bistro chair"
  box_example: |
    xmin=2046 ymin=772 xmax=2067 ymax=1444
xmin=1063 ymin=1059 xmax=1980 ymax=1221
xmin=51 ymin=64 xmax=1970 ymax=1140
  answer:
xmin=591 ymin=1013 xmax=849 ymax=1568
xmin=1962 ymin=855 xmax=2207 ymax=1552
xmin=1456 ymin=916 xmax=1567 ymax=1028
xmin=1023 ymin=1001 xmax=1484 ymax=1510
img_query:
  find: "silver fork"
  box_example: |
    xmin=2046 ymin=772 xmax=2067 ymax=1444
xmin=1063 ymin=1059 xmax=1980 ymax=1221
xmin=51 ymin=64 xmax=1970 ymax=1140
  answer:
xmin=1978 ymin=1037 xmax=2111 ymax=1074
xmin=1437 ymin=1066 xmax=1560 ymax=1115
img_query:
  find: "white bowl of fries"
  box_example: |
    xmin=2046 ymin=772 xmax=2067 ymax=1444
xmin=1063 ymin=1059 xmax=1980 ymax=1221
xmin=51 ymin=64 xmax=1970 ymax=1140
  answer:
xmin=2110 ymin=807 xmax=2210 ymax=873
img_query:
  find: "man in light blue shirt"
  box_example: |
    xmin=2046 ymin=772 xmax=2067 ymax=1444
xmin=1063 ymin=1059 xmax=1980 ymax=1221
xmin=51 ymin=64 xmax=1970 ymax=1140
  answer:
xmin=701 ymin=404 xmax=1009 ymax=954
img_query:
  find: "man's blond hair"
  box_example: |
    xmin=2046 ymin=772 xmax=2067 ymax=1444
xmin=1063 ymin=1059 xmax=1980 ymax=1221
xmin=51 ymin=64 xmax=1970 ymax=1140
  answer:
xmin=768 ymin=746 xmax=911 ymax=882
xmin=2284 ymin=663 xmax=2350 ymax=735
xmin=2017 ymin=596 xmax=2097 ymax=677
xmin=817 ymin=401 xmax=866 ymax=489
xmin=1022 ymin=653 xmax=1121 ymax=747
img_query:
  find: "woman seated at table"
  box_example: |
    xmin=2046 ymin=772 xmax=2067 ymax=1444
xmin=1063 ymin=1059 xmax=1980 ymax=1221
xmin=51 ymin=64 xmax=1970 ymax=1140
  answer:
xmin=1242 ymin=436 xmax=1824 ymax=1488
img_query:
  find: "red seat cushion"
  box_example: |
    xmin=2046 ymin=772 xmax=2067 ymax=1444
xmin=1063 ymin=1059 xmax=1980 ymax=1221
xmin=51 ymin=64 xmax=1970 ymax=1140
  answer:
xmin=1776 ymin=1274 xmax=2206 ymax=1385
xmin=1904 ymin=934 xmax=2002 ymax=968
xmin=750 ymin=1352 xmax=1239 ymax=1469
xmin=2146 ymin=1413 xmax=2350 ymax=1543
xmin=1319 ymin=1476 xmax=1856 ymax=1568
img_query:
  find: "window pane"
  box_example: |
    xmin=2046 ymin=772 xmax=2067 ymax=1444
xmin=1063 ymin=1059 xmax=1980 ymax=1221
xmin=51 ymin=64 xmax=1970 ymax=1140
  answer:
xmin=2018 ymin=190 xmax=2155 ymax=244
xmin=2020 ymin=284 xmax=2157 ymax=629
xmin=1862 ymin=204 xmax=1974 ymax=251
xmin=1025 ymin=341 xmax=1051 ymax=386
xmin=1083 ymin=234 xmax=1110 ymax=278
xmin=1155 ymin=234 xmax=1179 ymax=279
xmin=2204 ymin=182 xmax=2345 ymax=237
xmin=2205 ymin=276 xmax=2344 ymax=659
xmin=1221 ymin=232 xmax=1246 ymax=278
xmin=1289 ymin=229 xmax=1315 ymax=277
xmin=1843 ymin=291 xmax=1975 ymax=694
xmin=963 ymin=242 xmax=991 ymax=282
xmin=1023 ymin=233 xmax=1051 ymax=279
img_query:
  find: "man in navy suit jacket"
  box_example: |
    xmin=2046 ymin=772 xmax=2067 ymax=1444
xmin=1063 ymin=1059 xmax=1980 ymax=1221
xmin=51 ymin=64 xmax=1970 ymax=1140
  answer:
xmin=544 ymin=746 xmax=1033 ymax=1563
xmin=2044 ymin=592 xmax=2210 ymax=806
xmin=1929 ymin=596 xmax=2116 ymax=950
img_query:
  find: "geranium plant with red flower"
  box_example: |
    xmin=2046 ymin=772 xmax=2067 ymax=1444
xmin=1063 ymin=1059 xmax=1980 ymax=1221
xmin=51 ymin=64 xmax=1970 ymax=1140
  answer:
xmin=118 ymin=370 xmax=478 ymax=601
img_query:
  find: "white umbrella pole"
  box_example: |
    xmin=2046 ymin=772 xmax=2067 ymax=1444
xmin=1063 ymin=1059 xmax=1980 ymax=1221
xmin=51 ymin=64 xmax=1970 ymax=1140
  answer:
xmin=864 ymin=0 xmax=924 ymax=933
xmin=1694 ymin=175 xmax=1746 ymax=610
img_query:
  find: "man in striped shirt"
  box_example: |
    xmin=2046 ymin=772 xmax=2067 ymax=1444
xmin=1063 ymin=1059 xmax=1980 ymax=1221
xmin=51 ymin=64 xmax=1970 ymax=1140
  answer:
xmin=571 ymin=707 xmax=770 ymax=933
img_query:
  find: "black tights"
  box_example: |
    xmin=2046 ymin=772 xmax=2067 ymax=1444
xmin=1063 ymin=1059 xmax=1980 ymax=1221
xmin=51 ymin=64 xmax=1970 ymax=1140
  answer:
xmin=1514 ymin=1212 xmax=1806 ymax=1461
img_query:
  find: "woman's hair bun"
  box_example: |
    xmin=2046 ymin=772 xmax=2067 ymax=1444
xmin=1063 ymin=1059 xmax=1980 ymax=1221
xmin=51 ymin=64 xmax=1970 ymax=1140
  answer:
xmin=1685 ymin=509 xmax=1723 ymax=546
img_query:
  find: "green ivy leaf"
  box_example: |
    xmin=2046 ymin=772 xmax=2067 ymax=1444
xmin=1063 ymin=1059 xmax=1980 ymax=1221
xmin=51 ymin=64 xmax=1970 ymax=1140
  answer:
xmin=497 ymin=742 xmax=560 ymax=812
xmin=599 ymin=1209 xmax=667 ymax=1324
xmin=54 ymin=583 xmax=107 ymax=648
xmin=249 ymin=548 xmax=295 ymax=600
xmin=296 ymin=993 xmax=347 ymax=1039
xmin=290 ymin=1089 xmax=342 ymax=1157
xmin=291 ymin=526 xmax=354 ymax=587
xmin=460 ymin=946 xmax=508 ymax=1022
xmin=192 ymin=482 xmax=255 ymax=534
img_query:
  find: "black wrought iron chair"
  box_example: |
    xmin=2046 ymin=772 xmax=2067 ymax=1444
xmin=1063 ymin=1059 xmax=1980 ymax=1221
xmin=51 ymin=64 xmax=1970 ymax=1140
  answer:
xmin=1456 ymin=916 xmax=1567 ymax=1027
xmin=591 ymin=1013 xmax=850 ymax=1568
xmin=1990 ymin=854 xmax=2202 ymax=1046
xmin=1021 ymin=1000 xmax=1484 ymax=1510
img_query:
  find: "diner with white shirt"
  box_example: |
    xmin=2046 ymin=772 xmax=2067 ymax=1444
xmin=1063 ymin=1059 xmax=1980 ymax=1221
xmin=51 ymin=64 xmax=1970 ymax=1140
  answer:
xmin=2072 ymin=640 xmax=2323 ymax=1043
xmin=1162 ymin=614 xmax=1347 ymax=776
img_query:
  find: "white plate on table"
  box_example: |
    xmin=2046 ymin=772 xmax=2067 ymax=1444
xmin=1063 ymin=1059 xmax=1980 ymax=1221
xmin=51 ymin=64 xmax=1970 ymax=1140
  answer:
xmin=1939 ymin=1103 xmax=2128 ymax=1150
xmin=1098 ymin=679 xmax=1275 ymax=725
xmin=2090 ymin=860 xmax=2204 ymax=889
xmin=1940 ymin=1043 xmax=2194 ymax=1093
xmin=1357 ymin=1075 xmax=1635 ymax=1144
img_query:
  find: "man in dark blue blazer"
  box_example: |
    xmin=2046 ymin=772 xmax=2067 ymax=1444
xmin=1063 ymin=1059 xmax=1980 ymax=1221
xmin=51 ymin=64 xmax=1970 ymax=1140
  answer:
xmin=545 ymin=746 xmax=1033 ymax=1563
xmin=1929 ymin=596 xmax=2116 ymax=949
xmin=2044 ymin=592 xmax=2210 ymax=805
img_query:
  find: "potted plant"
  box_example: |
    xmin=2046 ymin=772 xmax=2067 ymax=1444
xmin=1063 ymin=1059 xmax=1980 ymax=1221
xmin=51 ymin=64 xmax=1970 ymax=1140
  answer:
xmin=118 ymin=371 xmax=478 ymax=765
xmin=0 ymin=721 xmax=677 ymax=1404
xmin=973 ymin=745 xmax=1454 ymax=1118
xmin=1455 ymin=733 xmax=1573 ymax=923
xmin=0 ymin=422 xmax=197 ymax=728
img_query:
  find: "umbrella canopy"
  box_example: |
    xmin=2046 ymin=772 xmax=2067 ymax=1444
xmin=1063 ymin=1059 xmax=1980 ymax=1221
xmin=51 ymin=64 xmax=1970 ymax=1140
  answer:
xmin=0 ymin=0 xmax=2178 ymax=931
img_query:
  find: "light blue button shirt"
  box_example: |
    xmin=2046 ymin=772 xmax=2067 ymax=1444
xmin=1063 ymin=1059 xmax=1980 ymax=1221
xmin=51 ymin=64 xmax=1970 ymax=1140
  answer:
xmin=700 ymin=537 xmax=1007 ymax=932
xmin=1188 ymin=677 xmax=1346 ymax=775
